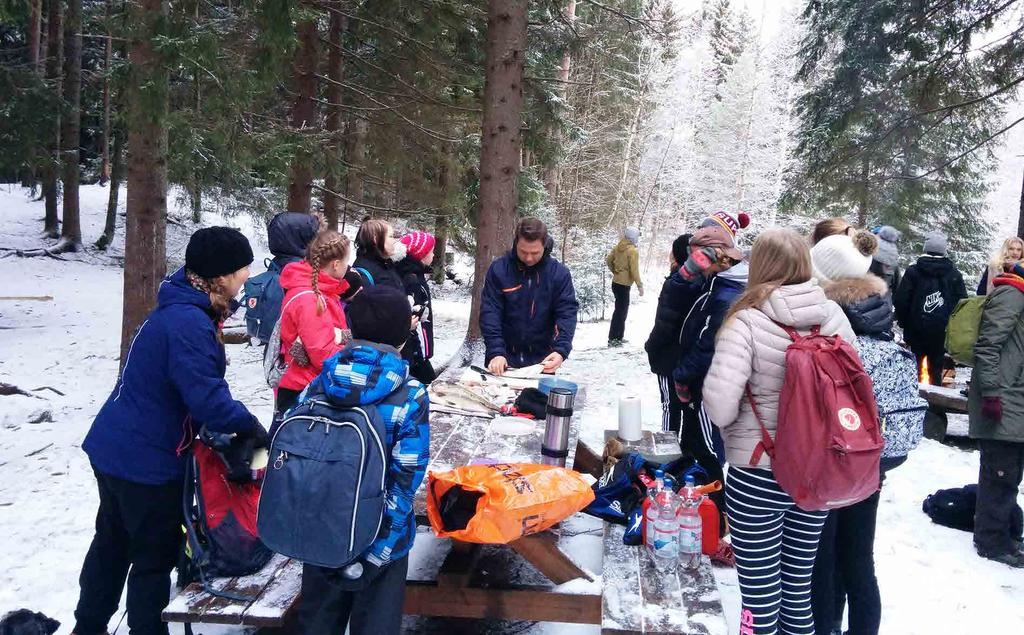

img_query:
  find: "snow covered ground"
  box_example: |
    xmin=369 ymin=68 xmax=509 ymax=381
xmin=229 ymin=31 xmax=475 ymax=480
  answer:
xmin=1 ymin=184 xmax=1022 ymax=634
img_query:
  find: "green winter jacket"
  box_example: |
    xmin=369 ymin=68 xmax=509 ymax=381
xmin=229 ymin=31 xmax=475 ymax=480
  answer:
xmin=606 ymin=239 xmax=643 ymax=291
xmin=968 ymin=281 xmax=1024 ymax=442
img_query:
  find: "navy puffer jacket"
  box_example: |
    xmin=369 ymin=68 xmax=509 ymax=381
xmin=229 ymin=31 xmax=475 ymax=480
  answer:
xmin=480 ymin=241 xmax=579 ymax=367
xmin=83 ymin=267 xmax=261 ymax=485
xmin=644 ymin=271 xmax=705 ymax=375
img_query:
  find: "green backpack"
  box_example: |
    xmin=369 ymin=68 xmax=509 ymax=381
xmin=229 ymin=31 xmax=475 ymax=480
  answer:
xmin=945 ymin=296 xmax=987 ymax=366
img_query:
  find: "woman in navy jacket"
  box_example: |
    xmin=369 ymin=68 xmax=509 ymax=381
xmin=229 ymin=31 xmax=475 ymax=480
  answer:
xmin=74 ymin=228 xmax=266 ymax=635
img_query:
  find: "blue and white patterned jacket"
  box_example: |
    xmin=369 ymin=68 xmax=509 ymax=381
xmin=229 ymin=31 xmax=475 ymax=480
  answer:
xmin=303 ymin=341 xmax=430 ymax=567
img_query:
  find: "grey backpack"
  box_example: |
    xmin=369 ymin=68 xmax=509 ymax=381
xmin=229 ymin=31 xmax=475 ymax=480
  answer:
xmin=262 ymin=290 xmax=314 ymax=388
xmin=257 ymin=395 xmax=388 ymax=568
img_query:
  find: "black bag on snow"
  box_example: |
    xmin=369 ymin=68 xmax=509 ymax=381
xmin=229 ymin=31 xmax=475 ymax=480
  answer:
xmin=922 ymin=484 xmax=977 ymax=532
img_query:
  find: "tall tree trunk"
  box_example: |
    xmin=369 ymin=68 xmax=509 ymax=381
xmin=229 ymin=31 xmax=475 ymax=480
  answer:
xmin=467 ymin=0 xmax=528 ymax=342
xmin=121 ymin=0 xmax=169 ymax=364
xmin=433 ymin=155 xmax=454 ymax=283
xmin=59 ymin=0 xmax=83 ymax=250
xmin=29 ymin=0 xmax=42 ymax=69
xmin=323 ymin=5 xmax=346 ymax=230
xmin=99 ymin=0 xmax=112 ymax=185
xmin=42 ymin=0 xmax=61 ymax=238
xmin=286 ymin=19 xmax=319 ymax=213
xmin=346 ymin=116 xmax=367 ymax=219
xmin=541 ymin=0 xmax=576 ymax=207
xmin=95 ymin=122 xmax=123 ymax=250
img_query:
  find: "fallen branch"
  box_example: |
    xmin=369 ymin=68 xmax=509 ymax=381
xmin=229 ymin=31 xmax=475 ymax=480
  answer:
xmin=32 ymin=386 xmax=66 ymax=396
xmin=25 ymin=443 xmax=53 ymax=457
xmin=0 ymin=382 xmax=42 ymax=398
xmin=0 ymin=296 xmax=54 ymax=302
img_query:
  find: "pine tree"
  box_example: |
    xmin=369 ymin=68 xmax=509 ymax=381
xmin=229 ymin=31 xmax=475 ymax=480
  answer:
xmin=57 ymin=0 xmax=83 ymax=251
xmin=121 ymin=0 xmax=169 ymax=362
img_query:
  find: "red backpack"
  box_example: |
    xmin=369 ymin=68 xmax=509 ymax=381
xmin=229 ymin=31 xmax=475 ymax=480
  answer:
xmin=747 ymin=322 xmax=884 ymax=511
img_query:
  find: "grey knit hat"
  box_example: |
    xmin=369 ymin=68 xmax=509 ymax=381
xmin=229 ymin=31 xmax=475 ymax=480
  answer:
xmin=923 ymin=231 xmax=948 ymax=256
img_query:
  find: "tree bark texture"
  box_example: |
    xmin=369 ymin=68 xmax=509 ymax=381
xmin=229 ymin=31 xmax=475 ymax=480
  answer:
xmin=42 ymin=0 xmax=62 ymax=238
xmin=121 ymin=0 xmax=169 ymax=364
xmin=323 ymin=6 xmax=346 ymax=230
xmin=29 ymin=0 xmax=42 ymax=69
xmin=59 ymin=0 xmax=83 ymax=249
xmin=286 ymin=19 xmax=319 ymax=214
xmin=467 ymin=0 xmax=528 ymax=341
xmin=100 ymin=0 xmax=113 ymax=185
xmin=542 ymin=0 xmax=576 ymax=206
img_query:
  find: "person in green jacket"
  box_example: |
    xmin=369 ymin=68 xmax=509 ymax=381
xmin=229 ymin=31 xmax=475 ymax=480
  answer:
xmin=606 ymin=227 xmax=644 ymax=346
xmin=968 ymin=261 xmax=1024 ymax=568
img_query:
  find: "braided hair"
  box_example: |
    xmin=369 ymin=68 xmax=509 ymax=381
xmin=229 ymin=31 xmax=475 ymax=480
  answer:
xmin=185 ymin=269 xmax=235 ymax=339
xmin=306 ymin=229 xmax=351 ymax=315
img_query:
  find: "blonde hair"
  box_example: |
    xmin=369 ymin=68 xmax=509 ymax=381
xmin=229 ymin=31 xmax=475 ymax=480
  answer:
xmin=810 ymin=217 xmax=852 ymax=245
xmin=185 ymin=269 xmax=235 ymax=327
xmin=991 ymin=236 xmax=1024 ymax=269
xmin=355 ymin=218 xmax=392 ymax=260
xmin=307 ymin=229 xmax=351 ymax=315
xmin=727 ymin=228 xmax=813 ymax=321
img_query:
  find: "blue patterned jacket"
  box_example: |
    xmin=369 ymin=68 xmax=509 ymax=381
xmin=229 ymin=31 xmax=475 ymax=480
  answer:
xmin=302 ymin=341 xmax=430 ymax=567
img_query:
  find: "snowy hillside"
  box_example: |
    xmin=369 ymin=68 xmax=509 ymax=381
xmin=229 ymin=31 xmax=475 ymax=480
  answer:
xmin=1 ymin=185 xmax=1022 ymax=634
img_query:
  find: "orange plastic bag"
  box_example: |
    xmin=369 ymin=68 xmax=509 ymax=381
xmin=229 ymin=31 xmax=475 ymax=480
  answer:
xmin=426 ymin=463 xmax=595 ymax=544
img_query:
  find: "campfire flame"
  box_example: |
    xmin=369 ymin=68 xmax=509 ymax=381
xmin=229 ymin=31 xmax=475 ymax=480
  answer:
xmin=920 ymin=356 xmax=930 ymax=385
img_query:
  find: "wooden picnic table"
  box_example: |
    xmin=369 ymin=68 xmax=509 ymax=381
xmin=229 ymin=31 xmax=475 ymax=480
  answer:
xmin=404 ymin=387 xmax=605 ymax=624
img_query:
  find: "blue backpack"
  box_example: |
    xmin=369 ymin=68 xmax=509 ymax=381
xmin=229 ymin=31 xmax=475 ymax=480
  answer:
xmin=243 ymin=260 xmax=286 ymax=343
xmin=257 ymin=395 xmax=388 ymax=568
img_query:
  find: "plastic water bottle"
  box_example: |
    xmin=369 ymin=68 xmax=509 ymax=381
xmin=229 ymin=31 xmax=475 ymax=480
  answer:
xmin=652 ymin=476 xmax=680 ymax=571
xmin=678 ymin=475 xmax=703 ymax=571
xmin=643 ymin=469 xmax=664 ymax=550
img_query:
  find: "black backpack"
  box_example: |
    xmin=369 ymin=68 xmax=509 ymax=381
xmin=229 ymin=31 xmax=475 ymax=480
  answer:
xmin=912 ymin=271 xmax=955 ymax=334
xmin=922 ymin=484 xmax=977 ymax=532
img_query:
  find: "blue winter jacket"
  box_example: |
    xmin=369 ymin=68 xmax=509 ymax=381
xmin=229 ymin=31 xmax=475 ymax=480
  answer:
xmin=83 ymin=267 xmax=260 ymax=485
xmin=480 ymin=246 xmax=579 ymax=367
xmin=673 ymin=263 xmax=748 ymax=393
xmin=301 ymin=341 xmax=430 ymax=567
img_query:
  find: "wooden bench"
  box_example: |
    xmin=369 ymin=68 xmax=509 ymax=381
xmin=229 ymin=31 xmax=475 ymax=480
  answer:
xmin=162 ymin=554 xmax=303 ymax=633
xmin=919 ymin=382 xmax=969 ymax=443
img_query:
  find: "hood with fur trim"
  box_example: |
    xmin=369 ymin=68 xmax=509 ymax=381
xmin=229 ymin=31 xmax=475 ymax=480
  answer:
xmin=823 ymin=275 xmax=893 ymax=339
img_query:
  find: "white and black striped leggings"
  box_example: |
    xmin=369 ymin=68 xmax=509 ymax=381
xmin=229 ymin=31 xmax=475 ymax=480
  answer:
xmin=727 ymin=467 xmax=828 ymax=635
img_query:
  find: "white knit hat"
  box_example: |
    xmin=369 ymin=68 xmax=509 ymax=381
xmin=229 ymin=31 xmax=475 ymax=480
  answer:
xmin=811 ymin=231 xmax=878 ymax=283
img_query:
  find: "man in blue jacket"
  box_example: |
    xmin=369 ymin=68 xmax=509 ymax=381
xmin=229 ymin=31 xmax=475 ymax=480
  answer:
xmin=481 ymin=218 xmax=579 ymax=375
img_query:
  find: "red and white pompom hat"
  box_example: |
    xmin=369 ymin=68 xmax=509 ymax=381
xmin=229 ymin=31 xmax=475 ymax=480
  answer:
xmin=399 ymin=231 xmax=436 ymax=262
xmin=701 ymin=211 xmax=750 ymax=237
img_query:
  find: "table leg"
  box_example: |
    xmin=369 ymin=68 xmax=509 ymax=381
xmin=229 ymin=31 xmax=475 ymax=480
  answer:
xmin=509 ymin=532 xmax=592 ymax=584
xmin=437 ymin=540 xmax=482 ymax=588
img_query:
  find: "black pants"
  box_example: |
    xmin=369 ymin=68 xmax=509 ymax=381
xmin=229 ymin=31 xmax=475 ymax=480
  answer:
xmin=681 ymin=399 xmax=726 ymax=536
xmin=975 ymin=439 xmax=1024 ymax=556
xmin=297 ymin=557 xmax=409 ymax=635
xmin=911 ymin=344 xmax=944 ymax=386
xmin=608 ymin=282 xmax=631 ymax=342
xmin=74 ymin=467 xmax=184 ymax=635
xmin=409 ymin=357 xmax=437 ymax=385
xmin=656 ymin=374 xmax=682 ymax=433
xmin=811 ymin=458 xmax=904 ymax=635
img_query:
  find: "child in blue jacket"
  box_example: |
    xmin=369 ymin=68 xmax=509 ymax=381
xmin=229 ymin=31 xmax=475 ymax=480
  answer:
xmin=296 ymin=285 xmax=430 ymax=635
xmin=73 ymin=227 xmax=267 ymax=635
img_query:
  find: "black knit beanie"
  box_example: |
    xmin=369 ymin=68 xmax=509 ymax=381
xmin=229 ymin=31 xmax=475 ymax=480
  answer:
xmin=672 ymin=233 xmax=692 ymax=267
xmin=185 ymin=227 xmax=254 ymax=279
xmin=347 ymin=286 xmax=412 ymax=349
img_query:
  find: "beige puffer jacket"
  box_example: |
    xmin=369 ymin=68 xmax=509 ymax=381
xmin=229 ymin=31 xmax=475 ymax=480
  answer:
xmin=702 ymin=280 xmax=855 ymax=469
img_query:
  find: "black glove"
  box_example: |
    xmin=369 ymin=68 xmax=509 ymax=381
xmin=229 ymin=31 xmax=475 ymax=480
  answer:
xmin=341 ymin=268 xmax=364 ymax=301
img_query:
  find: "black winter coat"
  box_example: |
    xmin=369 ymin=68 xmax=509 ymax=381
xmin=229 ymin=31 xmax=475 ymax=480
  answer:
xmin=644 ymin=271 xmax=705 ymax=375
xmin=353 ymin=251 xmax=405 ymax=292
xmin=893 ymin=255 xmax=967 ymax=349
xmin=396 ymin=258 xmax=435 ymax=363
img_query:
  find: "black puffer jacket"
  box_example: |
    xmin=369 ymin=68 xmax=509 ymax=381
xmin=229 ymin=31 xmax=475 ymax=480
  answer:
xmin=396 ymin=258 xmax=434 ymax=363
xmin=644 ymin=271 xmax=705 ymax=375
xmin=832 ymin=279 xmax=895 ymax=340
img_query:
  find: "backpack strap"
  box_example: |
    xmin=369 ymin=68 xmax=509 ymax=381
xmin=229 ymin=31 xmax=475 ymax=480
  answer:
xmin=282 ymin=289 xmax=315 ymax=315
xmin=745 ymin=385 xmax=776 ymax=465
xmin=354 ymin=267 xmax=375 ymax=286
xmin=770 ymin=319 xmax=820 ymax=340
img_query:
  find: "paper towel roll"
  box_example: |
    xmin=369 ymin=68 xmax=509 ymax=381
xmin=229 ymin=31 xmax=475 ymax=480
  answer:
xmin=618 ymin=395 xmax=642 ymax=442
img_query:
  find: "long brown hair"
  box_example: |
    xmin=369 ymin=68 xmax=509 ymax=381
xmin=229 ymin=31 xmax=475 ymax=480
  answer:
xmin=726 ymin=228 xmax=813 ymax=321
xmin=307 ymin=229 xmax=351 ymax=315
xmin=185 ymin=269 xmax=235 ymax=325
xmin=810 ymin=217 xmax=852 ymax=245
xmin=355 ymin=218 xmax=391 ymax=261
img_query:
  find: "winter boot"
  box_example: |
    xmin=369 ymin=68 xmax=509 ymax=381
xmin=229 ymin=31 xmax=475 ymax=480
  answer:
xmin=978 ymin=548 xmax=1024 ymax=568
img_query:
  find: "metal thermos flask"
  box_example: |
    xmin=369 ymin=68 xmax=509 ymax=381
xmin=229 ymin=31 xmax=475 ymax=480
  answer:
xmin=542 ymin=388 xmax=575 ymax=467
